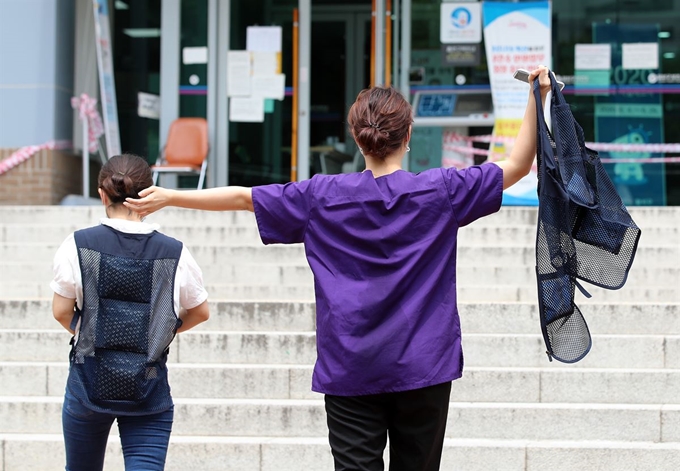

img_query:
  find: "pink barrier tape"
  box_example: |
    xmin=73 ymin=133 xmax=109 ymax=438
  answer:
xmin=71 ymin=94 xmax=104 ymax=153
xmin=599 ymin=156 xmax=680 ymax=163
xmin=446 ymin=132 xmax=680 ymax=154
xmin=442 ymin=144 xmax=680 ymax=166
xmin=0 ymin=140 xmax=72 ymax=176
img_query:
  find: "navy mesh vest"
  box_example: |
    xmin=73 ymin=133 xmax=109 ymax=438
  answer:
xmin=68 ymin=224 xmax=183 ymax=415
xmin=534 ymin=75 xmax=641 ymax=363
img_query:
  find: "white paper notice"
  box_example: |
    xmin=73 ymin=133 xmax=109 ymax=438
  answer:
xmin=182 ymin=46 xmax=208 ymax=64
xmin=252 ymin=52 xmax=278 ymax=76
xmin=229 ymin=97 xmax=264 ymax=123
xmin=246 ymin=26 xmax=282 ymax=52
xmin=137 ymin=92 xmax=160 ymax=119
xmin=252 ymin=74 xmax=285 ymax=100
xmin=227 ymin=51 xmax=252 ymax=97
xmin=622 ymin=43 xmax=659 ymax=70
xmin=574 ymin=44 xmax=611 ymax=70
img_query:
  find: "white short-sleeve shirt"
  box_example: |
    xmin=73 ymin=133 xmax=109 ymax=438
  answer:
xmin=50 ymin=218 xmax=208 ymax=313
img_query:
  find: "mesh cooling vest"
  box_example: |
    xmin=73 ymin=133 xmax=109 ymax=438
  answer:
xmin=68 ymin=224 xmax=183 ymax=414
xmin=533 ymin=75 xmax=642 ymax=363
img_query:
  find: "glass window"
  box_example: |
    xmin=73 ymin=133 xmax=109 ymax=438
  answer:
xmin=410 ymin=0 xmax=680 ymax=205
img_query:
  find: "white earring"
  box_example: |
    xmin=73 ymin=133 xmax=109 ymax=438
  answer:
xmin=406 ymin=146 xmax=410 ymax=152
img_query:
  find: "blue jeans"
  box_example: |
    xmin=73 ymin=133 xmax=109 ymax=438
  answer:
xmin=62 ymin=391 xmax=174 ymax=471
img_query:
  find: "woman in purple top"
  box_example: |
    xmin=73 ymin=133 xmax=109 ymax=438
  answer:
xmin=126 ymin=67 xmax=551 ymax=470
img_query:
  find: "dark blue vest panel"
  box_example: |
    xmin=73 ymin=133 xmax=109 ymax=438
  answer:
xmin=69 ymin=224 xmax=183 ymax=415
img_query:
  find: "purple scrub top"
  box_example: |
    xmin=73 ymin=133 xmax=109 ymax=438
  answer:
xmin=252 ymin=163 xmax=503 ymax=396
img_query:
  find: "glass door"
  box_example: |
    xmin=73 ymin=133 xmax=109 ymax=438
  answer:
xmin=310 ymin=11 xmax=371 ymax=173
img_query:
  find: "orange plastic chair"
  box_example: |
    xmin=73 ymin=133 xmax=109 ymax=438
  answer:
xmin=152 ymin=118 xmax=209 ymax=189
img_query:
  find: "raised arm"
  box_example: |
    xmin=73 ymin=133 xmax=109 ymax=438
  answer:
xmin=125 ymin=186 xmax=253 ymax=217
xmin=495 ymin=66 xmax=551 ymax=190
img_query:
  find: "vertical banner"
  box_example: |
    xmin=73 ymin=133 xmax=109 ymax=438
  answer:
xmin=92 ymin=0 xmax=121 ymax=157
xmin=483 ymin=1 xmax=552 ymax=205
xmin=593 ymin=24 xmax=666 ymax=206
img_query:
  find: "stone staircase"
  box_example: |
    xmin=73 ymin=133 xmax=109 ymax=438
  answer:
xmin=0 ymin=205 xmax=678 ymax=470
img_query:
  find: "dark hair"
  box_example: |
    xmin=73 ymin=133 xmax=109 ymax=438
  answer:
xmin=98 ymin=154 xmax=153 ymax=204
xmin=347 ymin=86 xmax=413 ymax=160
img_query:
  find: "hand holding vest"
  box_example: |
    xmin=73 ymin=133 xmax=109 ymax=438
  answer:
xmin=533 ymin=74 xmax=642 ymax=363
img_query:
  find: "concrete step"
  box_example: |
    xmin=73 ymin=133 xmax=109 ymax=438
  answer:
xmin=2 ymin=222 xmax=677 ymax=246
xmin=146 ymin=284 xmax=680 ymax=303
xmin=2 ymin=329 xmax=679 ymax=369
xmin=0 ymin=205 xmax=676 ymax=229
xmin=0 ymin=223 xmax=262 ymax=244
xmin=5 ymin=262 xmax=679 ymax=289
xmin=2 ymin=434 xmax=679 ymax=471
xmin=4 ymin=362 xmax=680 ymax=405
xmin=2 ymin=280 xmax=676 ymax=302
xmin=2 ymin=397 xmax=679 ymax=442
xmin=2 ymin=242 xmax=675 ymax=268
xmin=0 ymin=299 xmax=318 ymax=332
xmin=3 ymin=300 xmax=678 ymax=335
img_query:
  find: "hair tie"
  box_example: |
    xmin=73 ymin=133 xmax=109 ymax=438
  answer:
xmin=117 ymin=171 xmax=126 ymax=176
xmin=369 ymin=122 xmax=380 ymax=130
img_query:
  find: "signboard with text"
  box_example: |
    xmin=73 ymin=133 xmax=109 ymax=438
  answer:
xmin=483 ymin=1 xmax=552 ymax=205
xmin=440 ymin=3 xmax=482 ymax=44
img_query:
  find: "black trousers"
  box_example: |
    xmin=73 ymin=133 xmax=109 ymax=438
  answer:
xmin=324 ymin=381 xmax=452 ymax=471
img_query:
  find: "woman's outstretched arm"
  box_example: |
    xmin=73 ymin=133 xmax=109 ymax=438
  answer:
xmin=494 ymin=66 xmax=551 ymax=190
xmin=125 ymin=186 xmax=253 ymax=217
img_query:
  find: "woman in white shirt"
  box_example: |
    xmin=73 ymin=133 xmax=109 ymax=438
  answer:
xmin=51 ymin=153 xmax=209 ymax=471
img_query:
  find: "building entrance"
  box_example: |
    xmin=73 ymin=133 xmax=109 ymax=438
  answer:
xmin=309 ymin=8 xmax=371 ymax=170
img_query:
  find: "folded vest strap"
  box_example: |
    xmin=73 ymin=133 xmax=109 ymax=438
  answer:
xmin=70 ymin=306 xmax=82 ymax=332
xmin=574 ymin=279 xmax=592 ymax=299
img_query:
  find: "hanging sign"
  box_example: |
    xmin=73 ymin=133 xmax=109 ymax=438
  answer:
xmin=440 ymin=3 xmax=482 ymax=44
xmin=483 ymin=0 xmax=552 ymax=206
xmin=92 ymin=0 xmax=121 ymax=157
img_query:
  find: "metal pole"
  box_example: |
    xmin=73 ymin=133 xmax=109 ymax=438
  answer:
xmin=159 ymin=0 xmax=181 ymax=189
xmin=82 ymin=118 xmax=89 ymax=198
xmin=400 ymin=0 xmax=411 ymax=171
xmin=216 ymin=0 xmax=230 ymax=186
xmin=393 ymin=0 xmax=400 ymax=87
xmin=207 ymin=0 xmax=218 ymax=188
xmin=385 ymin=0 xmax=392 ymax=87
xmin=374 ymin=0 xmax=385 ymax=86
xmin=297 ymin=0 xmax=311 ymax=180
xmin=291 ymin=9 xmax=299 ymax=182
xmin=371 ymin=0 xmax=376 ymax=86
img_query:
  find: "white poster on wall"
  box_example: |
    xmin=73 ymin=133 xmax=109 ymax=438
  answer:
xmin=229 ymin=97 xmax=265 ymax=123
xmin=252 ymin=52 xmax=278 ymax=76
xmin=252 ymin=74 xmax=286 ymax=100
xmin=137 ymin=92 xmax=161 ymax=119
xmin=575 ymin=43 xmax=611 ymax=70
xmin=622 ymin=43 xmax=659 ymax=70
xmin=182 ymin=46 xmax=208 ymax=65
xmin=227 ymin=51 xmax=252 ymax=97
xmin=246 ymin=26 xmax=282 ymax=52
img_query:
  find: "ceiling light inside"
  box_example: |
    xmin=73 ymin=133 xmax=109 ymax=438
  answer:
xmin=123 ymin=28 xmax=161 ymax=38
